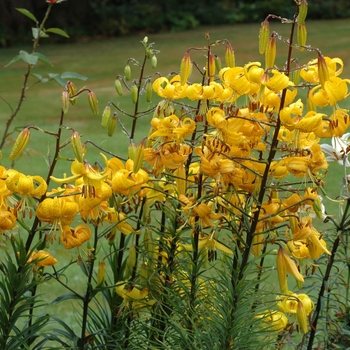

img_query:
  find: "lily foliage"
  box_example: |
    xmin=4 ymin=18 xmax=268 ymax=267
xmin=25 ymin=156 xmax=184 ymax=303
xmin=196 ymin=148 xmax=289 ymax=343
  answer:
xmin=1 ymin=1 xmax=350 ymax=349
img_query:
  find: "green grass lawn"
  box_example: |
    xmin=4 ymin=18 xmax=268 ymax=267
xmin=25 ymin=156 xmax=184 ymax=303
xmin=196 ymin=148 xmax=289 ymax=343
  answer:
xmin=0 ymin=18 xmax=350 ymax=345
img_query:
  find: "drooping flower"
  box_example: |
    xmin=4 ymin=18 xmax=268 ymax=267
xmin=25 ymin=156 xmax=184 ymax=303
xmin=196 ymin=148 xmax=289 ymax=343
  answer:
xmin=60 ymin=224 xmax=92 ymax=249
xmin=256 ymin=310 xmax=288 ymax=332
xmin=152 ymin=75 xmax=188 ymax=100
xmin=6 ymin=171 xmax=47 ymax=213
xmin=27 ymin=250 xmax=58 ymax=266
xmin=50 ymin=158 xmax=108 ymax=197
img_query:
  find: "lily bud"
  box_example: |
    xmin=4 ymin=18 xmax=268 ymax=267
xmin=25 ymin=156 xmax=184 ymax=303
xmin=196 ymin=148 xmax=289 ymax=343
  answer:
xmin=180 ymin=52 xmax=191 ymax=85
xmin=108 ymin=114 xmax=117 ymax=137
xmin=174 ymin=164 xmax=186 ymax=196
xmin=265 ymin=36 xmax=276 ymax=69
xmin=297 ymin=23 xmax=307 ymax=51
xmin=114 ymin=78 xmax=123 ymax=96
xmin=145 ymin=80 xmax=153 ymax=102
xmin=124 ymin=64 xmax=131 ymax=81
xmin=296 ymin=300 xmax=308 ymax=334
xmin=61 ymin=91 xmax=70 ymax=114
xmin=292 ymin=65 xmax=301 ymax=86
xmin=151 ymin=55 xmax=157 ymax=69
xmin=146 ymin=48 xmax=152 ymax=59
xmin=9 ymin=127 xmax=30 ymax=161
xmin=97 ymin=261 xmax=106 ymax=285
xmin=225 ymin=42 xmax=235 ymax=68
xmin=101 ymin=105 xmax=111 ymax=128
xmin=88 ymin=91 xmax=99 ymax=117
xmin=70 ymin=130 xmax=84 ymax=163
xmin=141 ymin=200 xmax=150 ymax=224
xmin=306 ymin=90 xmax=316 ymax=112
xmin=207 ymin=53 xmax=216 ymax=83
xmin=67 ymin=81 xmax=77 ymax=105
xmin=298 ymin=0 xmax=308 ymax=24
xmin=259 ymin=20 xmax=270 ymax=54
xmin=276 ymin=247 xmax=288 ymax=293
xmin=131 ymin=83 xmax=138 ymax=104
xmin=133 ymin=140 xmax=145 ymax=173
xmin=214 ymin=55 xmax=222 ymax=72
xmin=317 ymin=53 xmax=330 ymax=88
xmin=128 ymin=143 xmax=136 ymax=161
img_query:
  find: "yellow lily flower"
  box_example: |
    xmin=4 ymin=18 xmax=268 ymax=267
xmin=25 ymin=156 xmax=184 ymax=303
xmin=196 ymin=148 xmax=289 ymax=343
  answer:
xmin=36 ymin=196 xmax=79 ymax=239
xmin=152 ymin=75 xmax=187 ymax=100
xmin=60 ymin=224 xmax=92 ymax=249
xmin=256 ymin=310 xmax=288 ymax=332
xmin=309 ymin=77 xmax=350 ymax=107
xmin=261 ymin=69 xmax=292 ymax=92
xmin=50 ymin=159 xmax=107 ymax=197
xmin=144 ymin=143 xmax=191 ymax=176
xmin=300 ymin=56 xmax=344 ymax=84
xmin=0 ymin=209 xmax=17 ymax=232
xmin=27 ymin=250 xmax=58 ymax=266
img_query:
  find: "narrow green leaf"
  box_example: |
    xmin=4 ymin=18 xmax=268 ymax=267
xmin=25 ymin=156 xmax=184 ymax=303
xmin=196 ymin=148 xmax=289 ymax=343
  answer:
xmin=15 ymin=8 xmax=38 ymax=23
xmin=45 ymin=27 xmax=70 ymax=38
xmin=5 ymin=55 xmax=21 ymax=67
xmin=61 ymin=71 xmax=88 ymax=81
xmin=51 ymin=292 xmax=82 ymax=305
xmin=33 ymin=52 xmax=52 ymax=66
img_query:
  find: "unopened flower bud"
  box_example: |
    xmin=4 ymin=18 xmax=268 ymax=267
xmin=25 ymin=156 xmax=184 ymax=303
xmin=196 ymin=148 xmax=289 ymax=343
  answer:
xmin=88 ymin=91 xmax=99 ymax=117
xmin=214 ymin=55 xmax=222 ymax=72
xmin=131 ymin=83 xmax=138 ymax=104
xmin=276 ymin=247 xmax=288 ymax=293
xmin=133 ymin=140 xmax=145 ymax=173
xmin=180 ymin=52 xmax=192 ymax=85
xmin=124 ymin=64 xmax=131 ymax=81
xmin=146 ymin=48 xmax=152 ymax=59
xmin=298 ymin=0 xmax=308 ymax=24
xmin=296 ymin=300 xmax=308 ymax=334
xmin=61 ymin=91 xmax=69 ymax=114
xmin=97 ymin=261 xmax=106 ymax=285
xmin=145 ymin=80 xmax=153 ymax=102
xmin=259 ymin=20 xmax=270 ymax=55
xmin=265 ymin=36 xmax=276 ymax=69
xmin=128 ymin=143 xmax=136 ymax=161
xmin=114 ymin=78 xmax=123 ymax=96
xmin=174 ymin=164 xmax=186 ymax=196
xmin=207 ymin=53 xmax=216 ymax=83
xmin=292 ymin=65 xmax=301 ymax=86
xmin=108 ymin=114 xmax=117 ymax=137
xmin=151 ymin=55 xmax=157 ymax=69
xmin=317 ymin=53 xmax=330 ymax=88
xmin=312 ymin=196 xmax=323 ymax=219
xmin=101 ymin=105 xmax=111 ymax=128
xmin=9 ymin=127 xmax=30 ymax=161
xmin=71 ymin=130 xmax=84 ymax=163
xmin=297 ymin=23 xmax=307 ymax=51
xmin=67 ymin=81 xmax=77 ymax=105
xmin=225 ymin=42 xmax=235 ymax=68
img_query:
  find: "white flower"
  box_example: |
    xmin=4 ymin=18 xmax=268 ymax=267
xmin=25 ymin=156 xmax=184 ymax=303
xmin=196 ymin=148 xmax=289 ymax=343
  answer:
xmin=321 ymin=133 xmax=350 ymax=167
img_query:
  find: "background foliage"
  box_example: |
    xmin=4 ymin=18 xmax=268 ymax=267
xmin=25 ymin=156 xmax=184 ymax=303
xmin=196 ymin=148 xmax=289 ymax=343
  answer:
xmin=1 ymin=0 xmax=350 ymax=47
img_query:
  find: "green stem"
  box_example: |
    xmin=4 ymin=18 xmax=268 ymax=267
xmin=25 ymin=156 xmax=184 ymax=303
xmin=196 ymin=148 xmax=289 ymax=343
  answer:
xmin=80 ymin=225 xmax=99 ymax=349
xmin=0 ymin=3 xmax=54 ymax=150
xmin=307 ymin=200 xmax=350 ymax=349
